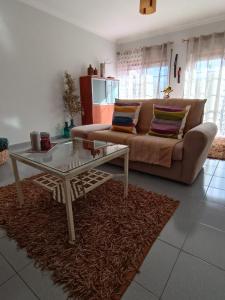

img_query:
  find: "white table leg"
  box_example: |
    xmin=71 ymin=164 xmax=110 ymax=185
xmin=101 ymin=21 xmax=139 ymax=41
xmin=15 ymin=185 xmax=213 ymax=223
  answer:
xmin=124 ymin=151 xmax=129 ymax=198
xmin=11 ymin=157 xmax=24 ymax=206
xmin=62 ymin=179 xmax=75 ymax=245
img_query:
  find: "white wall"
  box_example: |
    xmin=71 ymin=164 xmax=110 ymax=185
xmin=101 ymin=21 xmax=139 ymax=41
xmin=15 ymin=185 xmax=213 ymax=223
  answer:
xmin=0 ymin=0 xmax=116 ymax=145
xmin=117 ymin=20 xmax=225 ymax=98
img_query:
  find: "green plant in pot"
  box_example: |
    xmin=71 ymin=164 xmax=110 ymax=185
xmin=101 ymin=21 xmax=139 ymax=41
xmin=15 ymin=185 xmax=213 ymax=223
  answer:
xmin=63 ymin=71 xmax=81 ymax=137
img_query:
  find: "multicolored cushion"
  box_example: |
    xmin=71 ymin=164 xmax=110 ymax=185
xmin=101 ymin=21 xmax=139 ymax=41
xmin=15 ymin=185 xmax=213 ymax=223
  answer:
xmin=149 ymin=104 xmax=190 ymax=139
xmin=111 ymin=102 xmax=141 ymax=134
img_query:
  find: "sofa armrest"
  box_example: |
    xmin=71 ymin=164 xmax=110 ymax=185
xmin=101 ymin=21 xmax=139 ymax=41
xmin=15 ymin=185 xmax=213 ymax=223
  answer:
xmin=182 ymin=122 xmax=217 ymax=183
xmin=184 ymin=122 xmax=217 ymax=151
xmin=71 ymin=124 xmax=111 ymax=139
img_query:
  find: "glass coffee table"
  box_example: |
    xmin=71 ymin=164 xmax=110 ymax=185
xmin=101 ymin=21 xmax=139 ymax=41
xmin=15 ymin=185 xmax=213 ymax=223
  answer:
xmin=10 ymin=138 xmax=129 ymax=244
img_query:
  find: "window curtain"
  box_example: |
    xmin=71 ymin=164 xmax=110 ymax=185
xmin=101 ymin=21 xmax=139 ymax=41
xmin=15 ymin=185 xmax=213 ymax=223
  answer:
xmin=117 ymin=43 xmax=172 ymax=99
xmin=184 ymin=32 xmax=225 ymax=135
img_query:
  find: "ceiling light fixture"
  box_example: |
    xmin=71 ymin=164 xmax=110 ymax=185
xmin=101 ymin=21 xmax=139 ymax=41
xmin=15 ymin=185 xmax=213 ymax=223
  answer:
xmin=139 ymin=0 xmax=156 ymax=15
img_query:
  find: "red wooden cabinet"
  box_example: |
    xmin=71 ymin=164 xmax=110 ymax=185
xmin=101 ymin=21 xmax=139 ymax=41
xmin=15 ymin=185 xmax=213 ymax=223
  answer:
xmin=79 ymin=76 xmax=119 ymax=125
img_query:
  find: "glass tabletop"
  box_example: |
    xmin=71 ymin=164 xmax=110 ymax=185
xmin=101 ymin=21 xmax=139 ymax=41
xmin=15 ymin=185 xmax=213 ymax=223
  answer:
xmin=10 ymin=138 xmax=128 ymax=173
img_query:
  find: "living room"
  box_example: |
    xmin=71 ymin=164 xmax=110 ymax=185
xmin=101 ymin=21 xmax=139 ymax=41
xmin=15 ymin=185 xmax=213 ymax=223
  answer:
xmin=0 ymin=0 xmax=225 ymax=299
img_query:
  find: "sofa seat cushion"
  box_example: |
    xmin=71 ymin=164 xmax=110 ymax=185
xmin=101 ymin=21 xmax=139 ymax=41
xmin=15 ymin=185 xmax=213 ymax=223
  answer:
xmin=128 ymin=135 xmax=180 ymax=168
xmin=87 ymin=130 xmax=134 ymax=145
xmin=88 ymin=130 xmax=184 ymax=161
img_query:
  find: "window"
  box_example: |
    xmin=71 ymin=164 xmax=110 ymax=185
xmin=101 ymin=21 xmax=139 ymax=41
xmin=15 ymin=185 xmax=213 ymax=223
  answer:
xmin=184 ymin=33 xmax=225 ymax=135
xmin=117 ymin=43 xmax=171 ymax=100
xmin=119 ymin=65 xmax=169 ymax=99
xmin=184 ymin=57 xmax=225 ymax=135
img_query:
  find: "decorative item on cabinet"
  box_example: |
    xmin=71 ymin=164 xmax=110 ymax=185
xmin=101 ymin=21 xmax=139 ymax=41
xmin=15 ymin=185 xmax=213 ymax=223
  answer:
xmin=93 ymin=68 xmax=98 ymax=75
xmin=79 ymin=76 xmax=119 ymax=125
xmin=87 ymin=64 xmax=94 ymax=76
xmin=100 ymin=63 xmax=106 ymax=78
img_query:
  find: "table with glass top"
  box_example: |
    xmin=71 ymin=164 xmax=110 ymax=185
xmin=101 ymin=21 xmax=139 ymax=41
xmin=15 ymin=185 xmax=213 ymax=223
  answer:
xmin=10 ymin=138 xmax=129 ymax=244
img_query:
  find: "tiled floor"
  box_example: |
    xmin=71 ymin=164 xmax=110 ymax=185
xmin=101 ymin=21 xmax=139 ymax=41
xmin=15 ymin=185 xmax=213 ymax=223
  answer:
xmin=0 ymin=157 xmax=225 ymax=299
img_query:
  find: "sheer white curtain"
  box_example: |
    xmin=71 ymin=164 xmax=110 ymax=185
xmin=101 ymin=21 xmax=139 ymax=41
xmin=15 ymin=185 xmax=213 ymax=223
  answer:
xmin=117 ymin=43 xmax=172 ymax=99
xmin=184 ymin=32 xmax=225 ymax=135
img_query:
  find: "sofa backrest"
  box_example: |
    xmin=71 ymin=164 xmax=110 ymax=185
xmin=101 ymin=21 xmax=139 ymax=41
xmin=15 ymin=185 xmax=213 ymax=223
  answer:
xmin=116 ymin=98 xmax=206 ymax=134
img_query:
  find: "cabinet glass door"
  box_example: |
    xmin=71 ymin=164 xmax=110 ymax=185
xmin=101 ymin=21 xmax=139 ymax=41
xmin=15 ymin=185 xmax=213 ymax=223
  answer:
xmin=106 ymin=80 xmax=119 ymax=104
xmin=106 ymin=81 xmax=112 ymax=104
xmin=112 ymin=80 xmax=119 ymax=102
xmin=92 ymin=79 xmax=107 ymax=104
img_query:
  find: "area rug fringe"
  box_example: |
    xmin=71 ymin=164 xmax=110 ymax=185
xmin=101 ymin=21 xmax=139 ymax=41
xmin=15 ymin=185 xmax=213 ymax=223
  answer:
xmin=0 ymin=177 xmax=179 ymax=299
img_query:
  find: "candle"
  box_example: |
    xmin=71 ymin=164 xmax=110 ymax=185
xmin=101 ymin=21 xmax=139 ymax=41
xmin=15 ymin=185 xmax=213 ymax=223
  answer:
xmin=40 ymin=132 xmax=51 ymax=151
xmin=30 ymin=131 xmax=40 ymax=151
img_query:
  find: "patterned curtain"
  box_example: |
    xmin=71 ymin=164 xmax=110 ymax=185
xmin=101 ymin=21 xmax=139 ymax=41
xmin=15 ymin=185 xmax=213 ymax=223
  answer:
xmin=184 ymin=32 xmax=225 ymax=135
xmin=117 ymin=43 xmax=172 ymax=99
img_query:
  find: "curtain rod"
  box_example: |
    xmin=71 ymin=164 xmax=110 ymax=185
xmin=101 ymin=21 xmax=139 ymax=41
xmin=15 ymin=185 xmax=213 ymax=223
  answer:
xmin=117 ymin=41 xmax=174 ymax=55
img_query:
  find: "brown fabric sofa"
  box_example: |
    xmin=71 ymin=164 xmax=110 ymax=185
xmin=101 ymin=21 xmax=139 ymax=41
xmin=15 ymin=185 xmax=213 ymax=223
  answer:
xmin=72 ymin=99 xmax=217 ymax=184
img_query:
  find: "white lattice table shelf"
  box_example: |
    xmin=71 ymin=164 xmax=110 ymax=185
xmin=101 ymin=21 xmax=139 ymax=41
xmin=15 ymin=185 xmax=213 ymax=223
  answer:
xmin=10 ymin=139 xmax=129 ymax=244
xmin=33 ymin=169 xmax=112 ymax=204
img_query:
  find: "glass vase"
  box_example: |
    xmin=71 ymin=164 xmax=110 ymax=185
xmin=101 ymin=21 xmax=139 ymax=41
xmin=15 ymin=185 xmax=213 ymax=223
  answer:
xmin=64 ymin=122 xmax=70 ymax=138
xmin=69 ymin=119 xmax=75 ymax=130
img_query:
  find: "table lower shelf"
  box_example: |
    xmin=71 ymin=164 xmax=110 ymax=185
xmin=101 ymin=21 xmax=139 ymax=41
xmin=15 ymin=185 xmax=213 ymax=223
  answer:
xmin=33 ymin=169 xmax=112 ymax=204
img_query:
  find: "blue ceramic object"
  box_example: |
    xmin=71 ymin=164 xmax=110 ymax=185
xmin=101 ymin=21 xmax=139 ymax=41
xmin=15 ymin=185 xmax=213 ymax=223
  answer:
xmin=63 ymin=122 xmax=70 ymax=138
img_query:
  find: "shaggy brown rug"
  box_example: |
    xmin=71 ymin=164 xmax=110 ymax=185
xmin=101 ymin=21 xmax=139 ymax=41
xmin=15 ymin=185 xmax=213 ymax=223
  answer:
xmin=0 ymin=177 xmax=179 ymax=300
xmin=208 ymin=137 xmax=225 ymax=160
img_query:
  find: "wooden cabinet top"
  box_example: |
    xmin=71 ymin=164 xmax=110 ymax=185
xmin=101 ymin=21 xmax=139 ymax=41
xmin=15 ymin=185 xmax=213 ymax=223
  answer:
xmin=80 ymin=75 xmax=119 ymax=81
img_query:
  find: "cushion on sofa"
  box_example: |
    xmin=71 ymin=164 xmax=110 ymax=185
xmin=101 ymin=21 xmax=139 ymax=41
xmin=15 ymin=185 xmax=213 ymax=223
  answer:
xmin=111 ymin=102 xmax=141 ymax=134
xmin=116 ymin=99 xmax=206 ymax=134
xmin=149 ymin=104 xmax=190 ymax=139
xmin=87 ymin=130 xmax=134 ymax=145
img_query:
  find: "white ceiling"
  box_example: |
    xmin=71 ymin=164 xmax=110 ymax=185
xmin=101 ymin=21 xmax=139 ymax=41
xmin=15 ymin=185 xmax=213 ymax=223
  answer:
xmin=19 ymin=0 xmax=225 ymax=43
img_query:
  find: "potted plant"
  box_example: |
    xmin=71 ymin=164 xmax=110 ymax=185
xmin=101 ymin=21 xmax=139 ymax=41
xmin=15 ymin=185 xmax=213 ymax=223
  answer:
xmin=63 ymin=71 xmax=81 ymax=137
xmin=0 ymin=138 xmax=9 ymax=165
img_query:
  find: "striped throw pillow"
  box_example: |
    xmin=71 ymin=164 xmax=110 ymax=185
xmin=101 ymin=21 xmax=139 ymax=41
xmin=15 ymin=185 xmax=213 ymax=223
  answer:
xmin=149 ymin=104 xmax=190 ymax=139
xmin=112 ymin=102 xmax=141 ymax=134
